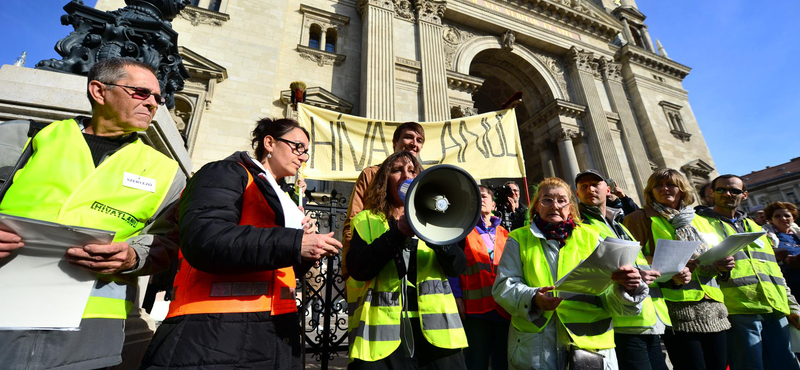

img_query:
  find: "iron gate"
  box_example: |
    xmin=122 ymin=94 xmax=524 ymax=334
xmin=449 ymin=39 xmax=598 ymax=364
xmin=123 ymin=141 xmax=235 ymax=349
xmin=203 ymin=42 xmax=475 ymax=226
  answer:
xmin=298 ymin=189 xmax=349 ymax=369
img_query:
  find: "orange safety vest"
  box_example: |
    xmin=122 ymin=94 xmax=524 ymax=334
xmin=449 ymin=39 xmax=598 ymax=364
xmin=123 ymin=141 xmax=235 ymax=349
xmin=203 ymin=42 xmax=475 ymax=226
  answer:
xmin=166 ymin=163 xmax=297 ymax=318
xmin=460 ymin=226 xmax=510 ymax=318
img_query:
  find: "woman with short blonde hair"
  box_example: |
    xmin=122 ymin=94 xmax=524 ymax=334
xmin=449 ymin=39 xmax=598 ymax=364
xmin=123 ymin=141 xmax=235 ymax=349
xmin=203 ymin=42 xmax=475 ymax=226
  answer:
xmin=624 ymin=169 xmax=729 ymax=370
xmin=494 ymin=177 xmax=646 ymax=370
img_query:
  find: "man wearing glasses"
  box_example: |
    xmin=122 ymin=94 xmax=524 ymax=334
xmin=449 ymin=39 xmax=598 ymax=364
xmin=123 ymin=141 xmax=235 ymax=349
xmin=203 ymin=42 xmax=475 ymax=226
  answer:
xmin=696 ymin=175 xmax=800 ymax=370
xmin=0 ymin=58 xmax=184 ymax=370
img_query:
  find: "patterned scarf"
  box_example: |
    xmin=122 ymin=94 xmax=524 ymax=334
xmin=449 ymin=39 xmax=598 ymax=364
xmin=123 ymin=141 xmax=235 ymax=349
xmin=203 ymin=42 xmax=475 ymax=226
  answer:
xmin=532 ymin=213 xmax=576 ymax=247
xmin=650 ymin=201 xmax=709 ymax=257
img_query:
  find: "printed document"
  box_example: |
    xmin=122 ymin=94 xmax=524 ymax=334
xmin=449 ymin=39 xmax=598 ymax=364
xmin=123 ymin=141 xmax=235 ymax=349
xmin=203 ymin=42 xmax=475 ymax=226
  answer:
xmin=0 ymin=213 xmax=114 ymax=330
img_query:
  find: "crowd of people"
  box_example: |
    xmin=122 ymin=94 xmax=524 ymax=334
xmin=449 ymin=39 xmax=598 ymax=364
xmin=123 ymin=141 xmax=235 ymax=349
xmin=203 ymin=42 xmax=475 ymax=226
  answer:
xmin=1 ymin=57 xmax=799 ymax=370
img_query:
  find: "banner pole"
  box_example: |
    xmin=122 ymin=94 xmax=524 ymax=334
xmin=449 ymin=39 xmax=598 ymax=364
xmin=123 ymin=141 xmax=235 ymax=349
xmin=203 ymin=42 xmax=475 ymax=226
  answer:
xmin=523 ymin=177 xmax=531 ymax=206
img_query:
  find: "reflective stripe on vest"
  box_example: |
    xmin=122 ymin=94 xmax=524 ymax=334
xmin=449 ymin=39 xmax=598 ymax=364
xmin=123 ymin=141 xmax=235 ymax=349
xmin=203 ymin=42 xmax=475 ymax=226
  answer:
xmin=509 ymin=224 xmax=615 ymax=350
xmin=460 ymin=227 xmax=510 ymax=317
xmin=649 ymin=216 xmax=724 ymax=303
xmin=347 ymin=210 xmax=467 ymax=363
xmin=0 ymin=119 xmax=178 ymax=320
xmin=583 ymin=215 xmax=671 ymax=328
xmin=166 ymin=162 xmax=297 ymax=318
xmin=695 ymin=216 xmax=789 ymax=315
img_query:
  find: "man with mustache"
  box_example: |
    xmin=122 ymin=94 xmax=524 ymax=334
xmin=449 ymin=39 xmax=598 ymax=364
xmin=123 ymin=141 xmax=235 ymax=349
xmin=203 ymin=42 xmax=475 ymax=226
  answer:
xmin=0 ymin=58 xmax=184 ymax=370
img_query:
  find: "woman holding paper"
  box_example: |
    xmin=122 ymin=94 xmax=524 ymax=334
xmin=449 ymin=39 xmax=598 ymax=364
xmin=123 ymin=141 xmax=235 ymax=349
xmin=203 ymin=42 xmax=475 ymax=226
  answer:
xmin=492 ymin=177 xmax=647 ymax=370
xmin=141 ymin=118 xmax=342 ymax=370
xmin=345 ymin=151 xmax=468 ymax=369
xmin=623 ymin=169 xmax=731 ymax=370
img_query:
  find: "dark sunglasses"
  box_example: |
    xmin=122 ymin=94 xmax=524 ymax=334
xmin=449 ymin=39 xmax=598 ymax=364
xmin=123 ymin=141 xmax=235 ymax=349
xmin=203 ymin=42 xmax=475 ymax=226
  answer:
xmin=276 ymin=138 xmax=309 ymax=156
xmin=103 ymin=83 xmax=166 ymax=105
xmin=715 ymin=187 xmax=744 ymax=195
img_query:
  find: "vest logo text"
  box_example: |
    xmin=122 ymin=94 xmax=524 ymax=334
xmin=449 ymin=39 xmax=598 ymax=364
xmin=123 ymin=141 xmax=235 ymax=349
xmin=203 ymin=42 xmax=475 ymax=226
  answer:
xmin=91 ymin=201 xmax=139 ymax=227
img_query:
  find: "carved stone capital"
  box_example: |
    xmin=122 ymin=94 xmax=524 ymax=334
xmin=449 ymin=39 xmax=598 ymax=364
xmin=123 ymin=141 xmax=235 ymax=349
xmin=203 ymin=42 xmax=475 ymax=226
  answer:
xmin=599 ymin=58 xmax=623 ymax=82
xmin=297 ymin=45 xmax=346 ymax=67
xmin=416 ymin=0 xmax=447 ymax=25
xmin=357 ymin=0 xmax=394 ymax=17
xmin=450 ymin=105 xmax=478 ymax=118
xmin=393 ymin=0 xmax=415 ymax=21
xmin=567 ymin=47 xmax=598 ymax=74
xmin=551 ymin=128 xmax=579 ymax=142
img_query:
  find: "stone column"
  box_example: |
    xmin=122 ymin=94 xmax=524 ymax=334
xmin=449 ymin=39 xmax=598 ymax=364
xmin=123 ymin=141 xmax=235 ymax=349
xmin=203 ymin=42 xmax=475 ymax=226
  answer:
xmin=553 ymin=129 xmax=580 ymax=184
xmin=417 ymin=0 xmax=450 ymax=121
xmin=357 ymin=0 xmax=396 ymax=120
xmin=641 ymin=25 xmax=656 ymax=53
xmin=319 ymin=27 xmax=327 ymax=51
xmin=619 ymin=18 xmax=634 ymax=47
xmin=566 ymin=47 xmax=627 ymax=187
xmin=600 ymin=58 xmax=651 ymax=194
xmin=539 ymin=144 xmax=557 ymax=178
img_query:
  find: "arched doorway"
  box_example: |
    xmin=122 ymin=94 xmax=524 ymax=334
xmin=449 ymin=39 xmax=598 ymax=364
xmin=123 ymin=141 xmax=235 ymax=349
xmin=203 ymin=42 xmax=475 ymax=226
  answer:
xmin=454 ymin=37 xmax=566 ymax=189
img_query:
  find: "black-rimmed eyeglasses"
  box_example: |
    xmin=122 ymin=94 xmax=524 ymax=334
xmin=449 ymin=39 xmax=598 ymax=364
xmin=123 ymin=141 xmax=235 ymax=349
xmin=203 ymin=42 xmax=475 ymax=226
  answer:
xmin=103 ymin=83 xmax=166 ymax=105
xmin=276 ymin=138 xmax=309 ymax=156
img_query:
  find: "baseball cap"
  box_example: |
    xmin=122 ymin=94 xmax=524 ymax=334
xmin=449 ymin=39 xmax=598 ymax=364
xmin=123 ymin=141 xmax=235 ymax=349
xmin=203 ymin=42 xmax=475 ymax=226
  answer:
xmin=574 ymin=169 xmax=605 ymax=185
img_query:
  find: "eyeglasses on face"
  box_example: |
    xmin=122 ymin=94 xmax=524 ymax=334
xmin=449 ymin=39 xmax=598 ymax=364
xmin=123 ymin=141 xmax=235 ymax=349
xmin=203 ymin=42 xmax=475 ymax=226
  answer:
xmin=715 ymin=187 xmax=744 ymax=195
xmin=539 ymin=197 xmax=571 ymax=208
xmin=103 ymin=83 xmax=166 ymax=105
xmin=276 ymin=138 xmax=309 ymax=156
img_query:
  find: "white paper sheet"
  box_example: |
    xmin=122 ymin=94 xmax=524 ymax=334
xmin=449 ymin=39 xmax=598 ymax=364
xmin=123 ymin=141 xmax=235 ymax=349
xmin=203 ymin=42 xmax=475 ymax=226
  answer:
xmin=0 ymin=213 xmax=114 ymax=330
xmin=554 ymin=238 xmax=641 ymax=295
xmin=651 ymin=239 xmax=701 ymax=283
xmin=694 ymin=232 xmax=766 ymax=265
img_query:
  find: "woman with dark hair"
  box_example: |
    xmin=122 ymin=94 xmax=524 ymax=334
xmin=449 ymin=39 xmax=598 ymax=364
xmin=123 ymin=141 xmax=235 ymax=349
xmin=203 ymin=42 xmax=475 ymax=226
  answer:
xmin=141 ymin=118 xmax=342 ymax=370
xmin=624 ymin=168 xmax=731 ymax=370
xmin=492 ymin=177 xmax=646 ymax=370
xmin=346 ymin=151 xmax=468 ymax=369
xmin=764 ymin=202 xmax=800 ymax=293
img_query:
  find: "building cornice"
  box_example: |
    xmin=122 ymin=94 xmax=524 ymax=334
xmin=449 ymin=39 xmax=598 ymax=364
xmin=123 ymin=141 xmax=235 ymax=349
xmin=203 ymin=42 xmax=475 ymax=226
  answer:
xmin=446 ymin=70 xmax=484 ymax=94
xmin=617 ymin=44 xmax=691 ymax=81
xmin=486 ymin=0 xmax=623 ymax=42
xmin=178 ymin=5 xmax=230 ymax=26
xmin=529 ymin=98 xmax=586 ymax=125
xmin=300 ymin=4 xmax=352 ymax=24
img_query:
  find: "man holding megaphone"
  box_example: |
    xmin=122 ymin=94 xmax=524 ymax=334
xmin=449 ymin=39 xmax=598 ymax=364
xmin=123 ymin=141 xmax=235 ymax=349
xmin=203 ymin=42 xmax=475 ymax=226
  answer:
xmin=345 ymin=151 xmax=472 ymax=369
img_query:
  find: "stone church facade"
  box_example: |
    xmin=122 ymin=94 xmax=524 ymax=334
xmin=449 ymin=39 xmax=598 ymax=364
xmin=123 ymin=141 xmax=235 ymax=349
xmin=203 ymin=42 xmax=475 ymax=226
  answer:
xmin=97 ymin=0 xmax=718 ymax=202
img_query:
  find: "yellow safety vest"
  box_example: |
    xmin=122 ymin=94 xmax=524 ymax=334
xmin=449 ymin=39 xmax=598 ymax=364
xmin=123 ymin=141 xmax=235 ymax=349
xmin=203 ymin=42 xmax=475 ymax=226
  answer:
xmin=648 ymin=216 xmax=725 ymax=303
xmin=346 ymin=210 xmax=467 ymax=362
xmin=0 ymin=118 xmax=178 ymax=319
xmin=510 ymin=224 xmax=615 ymax=350
xmin=583 ymin=214 xmax=672 ymax=328
xmin=694 ymin=216 xmax=790 ymax=315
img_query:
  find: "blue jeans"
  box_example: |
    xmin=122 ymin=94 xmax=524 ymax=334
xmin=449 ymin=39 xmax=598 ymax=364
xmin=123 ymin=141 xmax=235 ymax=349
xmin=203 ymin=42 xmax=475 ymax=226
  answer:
xmin=726 ymin=312 xmax=800 ymax=370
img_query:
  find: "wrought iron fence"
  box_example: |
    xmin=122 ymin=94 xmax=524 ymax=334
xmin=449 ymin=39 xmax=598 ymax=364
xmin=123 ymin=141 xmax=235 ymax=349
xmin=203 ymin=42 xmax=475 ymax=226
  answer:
xmin=297 ymin=189 xmax=349 ymax=369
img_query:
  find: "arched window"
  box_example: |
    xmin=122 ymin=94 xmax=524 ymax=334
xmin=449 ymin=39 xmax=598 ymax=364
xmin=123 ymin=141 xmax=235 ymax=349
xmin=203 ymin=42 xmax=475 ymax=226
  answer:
xmin=325 ymin=28 xmax=337 ymax=53
xmin=309 ymin=24 xmax=322 ymax=50
xmin=208 ymin=0 xmax=221 ymax=11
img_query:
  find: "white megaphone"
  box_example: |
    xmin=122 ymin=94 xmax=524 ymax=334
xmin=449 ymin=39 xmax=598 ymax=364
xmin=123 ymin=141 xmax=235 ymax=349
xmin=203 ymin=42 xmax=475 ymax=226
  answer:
xmin=398 ymin=165 xmax=481 ymax=245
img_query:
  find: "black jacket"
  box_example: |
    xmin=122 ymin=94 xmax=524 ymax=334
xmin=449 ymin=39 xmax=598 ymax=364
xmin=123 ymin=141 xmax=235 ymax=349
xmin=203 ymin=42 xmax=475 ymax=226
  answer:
xmin=141 ymin=151 xmax=309 ymax=370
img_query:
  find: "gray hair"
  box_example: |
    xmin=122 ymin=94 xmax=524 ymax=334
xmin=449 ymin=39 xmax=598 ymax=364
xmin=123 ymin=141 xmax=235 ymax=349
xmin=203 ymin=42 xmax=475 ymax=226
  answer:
xmin=86 ymin=58 xmax=157 ymax=107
